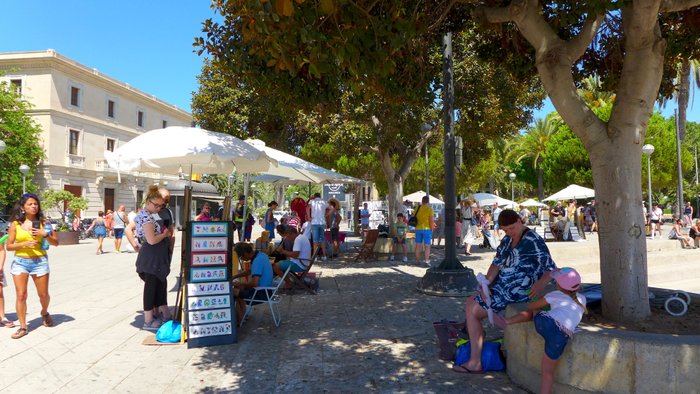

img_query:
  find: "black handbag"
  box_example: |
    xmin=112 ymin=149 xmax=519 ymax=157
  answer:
xmin=408 ymin=206 xmax=420 ymax=226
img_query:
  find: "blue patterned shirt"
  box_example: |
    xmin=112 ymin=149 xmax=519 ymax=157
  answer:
xmin=476 ymin=228 xmax=556 ymax=312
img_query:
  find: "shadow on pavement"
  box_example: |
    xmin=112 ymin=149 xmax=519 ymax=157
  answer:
xmin=188 ymin=251 xmax=521 ymax=393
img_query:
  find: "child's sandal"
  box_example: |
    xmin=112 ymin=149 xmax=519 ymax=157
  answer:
xmin=11 ymin=328 xmax=27 ymax=339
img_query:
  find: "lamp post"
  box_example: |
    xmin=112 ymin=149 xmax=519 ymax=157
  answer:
xmin=509 ymin=173 xmax=516 ymax=202
xmin=19 ymin=164 xmax=30 ymax=194
xmin=642 ymin=144 xmax=655 ymax=214
xmin=421 ymin=124 xmax=432 ymax=196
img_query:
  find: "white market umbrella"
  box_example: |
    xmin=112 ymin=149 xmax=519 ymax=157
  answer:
xmin=403 ymin=191 xmax=444 ymax=204
xmin=245 ymin=139 xmax=363 ymax=184
xmin=520 ymin=198 xmax=549 ymax=208
xmin=472 ymin=192 xmax=517 ymax=207
xmin=105 ymin=127 xmax=276 ymax=176
xmin=543 ymin=184 xmax=595 ymax=201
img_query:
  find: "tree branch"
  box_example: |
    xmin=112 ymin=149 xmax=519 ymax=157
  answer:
xmin=428 ymin=0 xmax=459 ymax=32
xmin=479 ymin=0 xmax=561 ymax=52
xmin=566 ymin=14 xmax=605 ymax=61
xmin=660 ymin=0 xmax=700 ymax=12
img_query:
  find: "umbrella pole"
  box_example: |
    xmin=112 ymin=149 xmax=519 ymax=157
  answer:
xmin=176 ymin=184 xmax=193 ymax=322
xmin=242 ymin=173 xmax=250 ymax=242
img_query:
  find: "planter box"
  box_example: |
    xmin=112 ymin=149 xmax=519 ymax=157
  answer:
xmin=56 ymin=231 xmax=79 ymax=245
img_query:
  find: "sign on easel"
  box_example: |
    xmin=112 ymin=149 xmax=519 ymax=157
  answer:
xmin=185 ymin=221 xmax=237 ymax=348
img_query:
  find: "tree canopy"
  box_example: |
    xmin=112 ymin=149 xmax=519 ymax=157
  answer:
xmin=0 ymin=77 xmax=45 ymax=212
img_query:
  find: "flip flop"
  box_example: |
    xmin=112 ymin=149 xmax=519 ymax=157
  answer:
xmin=452 ymin=364 xmax=485 ymax=374
xmin=11 ymin=328 xmax=27 ymax=339
xmin=1 ymin=318 xmax=15 ymax=328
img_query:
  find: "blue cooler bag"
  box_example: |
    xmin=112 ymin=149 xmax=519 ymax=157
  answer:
xmin=155 ymin=320 xmax=182 ymax=343
xmin=454 ymin=340 xmax=505 ymax=371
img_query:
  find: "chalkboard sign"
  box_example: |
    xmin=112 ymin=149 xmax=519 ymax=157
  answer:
xmin=185 ymin=221 xmax=237 ymax=348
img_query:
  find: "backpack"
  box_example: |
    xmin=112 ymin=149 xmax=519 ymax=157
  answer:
xmin=454 ymin=340 xmax=505 ymax=371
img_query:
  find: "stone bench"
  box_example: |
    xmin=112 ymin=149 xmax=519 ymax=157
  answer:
xmin=503 ymin=303 xmax=700 ymax=393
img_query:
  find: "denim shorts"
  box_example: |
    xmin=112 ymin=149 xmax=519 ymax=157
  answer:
xmin=534 ymin=312 xmax=570 ymax=360
xmin=113 ymin=228 xmax=124 ymax=239
xmin=415 ymin=229 xmax=432 ymax=245
xmin=11 ymin=255 xmax=50 ymax=277
xmin=278 ymin=260 xmax=306 ymax=273
xmin=311 ymin=224 xmax=325 ymax=243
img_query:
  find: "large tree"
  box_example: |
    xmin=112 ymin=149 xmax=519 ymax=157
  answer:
xmin=196 ymin=8 xmax=544 ymax=224
xmin=474 ymin=0 xmax=700 ymax=321
xmin=0 ymin=78 xmax=44 ymax=211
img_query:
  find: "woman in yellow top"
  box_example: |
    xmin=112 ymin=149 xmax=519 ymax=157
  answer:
xmin=5 ymin=193 xmax=59 ymax=339
xmin=414 ymin=195 xmax=436 ymax=267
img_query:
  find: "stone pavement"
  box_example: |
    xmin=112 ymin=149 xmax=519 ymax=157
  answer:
xmin=0 ymin=233 xmax=520 ymax=393
xmin=0 ymin=229 xmax=696 ymax=393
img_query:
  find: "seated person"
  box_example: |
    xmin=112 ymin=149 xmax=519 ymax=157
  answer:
xmin=689 ymin=221 xmax=700 ymax=248
xmin=254 ymin=231 xmax=273 ymax=254
xmin=232 ymin=242 xmax=274 ymax=322
xmin=287 ymin=212 xmax=300 ymax=230
xmin=273 ymin=227 xmax=311 ymax=285
xmin=270 ymin=224 xmax=294 ymax=263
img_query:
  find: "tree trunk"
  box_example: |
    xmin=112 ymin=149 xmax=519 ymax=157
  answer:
xmin=537 ymin=167 xmax=544 ymax=200
xmin=589 ymin=133 xmax=651 ymax=321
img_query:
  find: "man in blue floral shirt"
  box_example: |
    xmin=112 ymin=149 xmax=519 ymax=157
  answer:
xmin=454 ymin=209 xmax=557 ymax=374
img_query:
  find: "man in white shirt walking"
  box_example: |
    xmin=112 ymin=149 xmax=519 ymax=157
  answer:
xmin=306 ymin=193 xmax=329 ymax=260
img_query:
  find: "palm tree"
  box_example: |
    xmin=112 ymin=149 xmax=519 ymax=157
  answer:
xmin=507 ymin=115 xmax=561 ymax=200
xmin=577 ymin=76 xmax=616 ymax=108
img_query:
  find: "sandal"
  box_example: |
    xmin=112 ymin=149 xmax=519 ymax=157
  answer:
xmin=1 ymin=318 xmax=15 ymax=328
xmin=42 ymin=312 xmax=54 ymax=327
xmin=11 ymin=328 xmax=27 ymax=339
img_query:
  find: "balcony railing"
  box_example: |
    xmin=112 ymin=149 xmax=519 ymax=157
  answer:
xmin=68 ymin=154 xmax=85 ymax=168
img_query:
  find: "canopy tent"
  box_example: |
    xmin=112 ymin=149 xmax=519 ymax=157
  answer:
xmin=543 ymin=184 xmax=595 ymax=202
xmin=403 ymin=191 xmax=444 ymax=204
xmin=105 ymin=127 xmax=276 ymax=176
xmin=245 ymin=139 xmax=363 ymax=184
xmin=520 ymin=198 xmax=549 ymax=208
xmin=472 ymin=192 xmax=518 ymax=208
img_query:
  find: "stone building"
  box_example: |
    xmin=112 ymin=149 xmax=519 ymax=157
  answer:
xmin=0 ymin=49 xmax=192 ymax=217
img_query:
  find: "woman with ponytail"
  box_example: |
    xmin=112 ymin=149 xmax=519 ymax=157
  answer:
xmin=497 ymin=267 xmax=587 ymax=394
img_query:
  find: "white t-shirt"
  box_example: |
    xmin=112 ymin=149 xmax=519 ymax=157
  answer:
xmin=542 ymin=290 xmax=586 ymax=336
xmin=291 ymin=234 xmax=312 ymax=269
xmin=309 ymin=198 xmax=329 ymax=225
xmin=113 ymin=211 xmax=128 ymax=229
xmin=650 ymin=207 xmax=663 ymax=221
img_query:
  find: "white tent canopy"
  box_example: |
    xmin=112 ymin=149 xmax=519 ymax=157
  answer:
xmin=104 ymin=127 xmax=276 ymax=175
xmin=472 ymin=192 xmax=518 ymax=208
xmin=403 ymin=191 xmax=444 ymax=204
xmin=543 ymin=184 xmax=595 ymax=201
xmin=520 ymin=198 xmax=549 ymax=208
xmin=245 ymin=139 xmax=363 ymax=184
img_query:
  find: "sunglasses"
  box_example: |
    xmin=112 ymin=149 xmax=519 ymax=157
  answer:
xmin=149 ymin=200 xmax=165 ymax=209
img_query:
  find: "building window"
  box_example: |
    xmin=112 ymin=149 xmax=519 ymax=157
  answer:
xmin=69 ymin=129 xmax=80 ymax=155
xmin=106 ymin=138 xmax=115 ymax=152
xmin=136 ymin=190 xmax=144 ymax=207
xmin=107 ymin=100 xmax=115 ymax=118
xmin=137 ymin=110 xmax=144 ymax=127
xmin=10 ymin=79 xmax=22 ymax=95
xmin=70 ymin=86 xmax=81 ymax=107
xmin=162 ymin=120 xmax=167 ymax=128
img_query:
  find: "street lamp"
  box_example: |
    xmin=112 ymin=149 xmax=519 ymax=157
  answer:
xmin=509 ymin=172 xmax=516 ymax=202
xmin=19 ymin=164 xmax=30 ymax=194
xmin=421 ymin=123 xmax=432 ymax=195
xmin=642 ymin=144 xmax=655 ymax=214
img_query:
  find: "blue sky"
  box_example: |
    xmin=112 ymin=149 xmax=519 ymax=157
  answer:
xmin=1 ymin=1 xmax=698 ymax=125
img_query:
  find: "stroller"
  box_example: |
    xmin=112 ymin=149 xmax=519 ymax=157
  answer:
xmin=480 ymin=226 xmax=497 ymax=250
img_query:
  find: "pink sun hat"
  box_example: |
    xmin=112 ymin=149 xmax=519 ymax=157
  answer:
xmin=551 ymin=267 xmax=581 ymax=291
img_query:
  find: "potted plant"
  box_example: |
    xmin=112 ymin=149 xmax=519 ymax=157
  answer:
xmin=42 ymin=190 xmax=89 ymax=245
